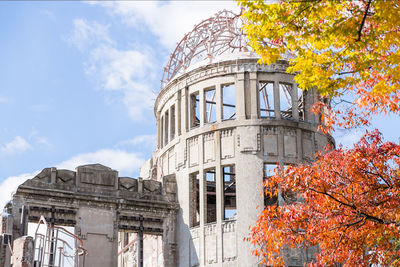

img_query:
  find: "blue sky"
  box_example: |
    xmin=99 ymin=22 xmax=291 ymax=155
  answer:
xmin=0 ymin=1 xmax=239 ymax=206
xmin=0 ymin=1 xmax=398 ymax=207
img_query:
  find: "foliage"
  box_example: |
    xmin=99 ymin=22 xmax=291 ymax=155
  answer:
xmin=248 ymin=131 xmax=400 ymax=266
xmin=239 ymin=1 xmax=400 ymax=265
xmin=239 ymin=0 xmax=400 ymax=131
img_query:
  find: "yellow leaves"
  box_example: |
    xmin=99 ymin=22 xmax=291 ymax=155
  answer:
xmin=240 ymin=0 xmax=400 ymax=132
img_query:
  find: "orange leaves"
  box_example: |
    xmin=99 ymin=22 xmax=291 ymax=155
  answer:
xmin=248 ymin=131 xmax=400 ymax=266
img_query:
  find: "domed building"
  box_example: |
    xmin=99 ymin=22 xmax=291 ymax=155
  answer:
xmin=0 ymin=9 xmax=334 ymax=267
xmin=138 ymin=10 xmax=334 ymax=267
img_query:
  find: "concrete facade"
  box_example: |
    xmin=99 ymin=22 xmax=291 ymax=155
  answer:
xmin=0 ymin=164 xmax=178 ymax=267
xmin=0 ymin=55 xmax=334 ymax=267
xmin=140 ymin=54 xmax=334 ymax=266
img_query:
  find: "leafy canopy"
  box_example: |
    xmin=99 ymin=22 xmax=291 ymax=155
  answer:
xmin=249 ymin=131 xmax=400 ymax=266
xmin=240 ymin=0 xmax=400 ymax=130
xmin=239 ymin=0 xmax=400 ymax=266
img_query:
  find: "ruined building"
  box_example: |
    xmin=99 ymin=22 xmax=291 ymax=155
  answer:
xmin=0 ymin=10 xmax=333 ymax=267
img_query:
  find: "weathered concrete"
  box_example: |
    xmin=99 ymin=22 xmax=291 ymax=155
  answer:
xmin=140 ymin=54 xmax=334 ymax=266
xmin=11 ymin=236 xmax=34 ymax=267
xmin=5 ymin=164 xmax=178 ymax=267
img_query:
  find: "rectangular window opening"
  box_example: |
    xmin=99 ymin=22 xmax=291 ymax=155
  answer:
xmin=297 ymin=87 xmax=305 ymax=121
xmin=222 ymin=84 xmax=236 ymax=120
xmin=118 ymin=232 xmax=164 ymax=267
xmin=259 ymin=82 xmax=275 ymax=118
xmin=279 ymin=83 xmax=293 ymax=119
xmin=205 ymin=88 xmax=217 ymax=123
xmin=170 ymin=105 xmax=175 ymax=141
xmin=189 ymin=172 xmax=200 ymax=227
xmin=223 ymin=165 xmax=236 ymax=220
xmin=190 ymin=92 xmax=200 ymax=128
xmin=264 ymin=163 xmax=278 ymax=206
xmin=28 ymin=222 xmax=77 ymax=267
xmin=206 ymin=168 xmax=216 ymax=223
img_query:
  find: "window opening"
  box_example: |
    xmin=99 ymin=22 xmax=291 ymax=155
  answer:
xmin=190 ymin=92 xmax=200 ymax=128
xmin=264 ymin=163 xmax=278 ymax=206
xmin=205 ymin=169 xmax=216 ymax=223
xmin=164 ymin=110 xmax=169 ymax=146
xmin=259 ymin=82 xmax=275 ymax=118
xmin=223 ymin=165 xmax=236 ymax=220
xmin=28 ymin=222 xmax=79 ymax=267
xmin=297 ymin=87 xmax=305 ymax=120
xmin=170 ymin=105 xmax=175 ymax=140
xmin=205 ymin=88 xmax=217 ymax=123
xmin=222 ymin=84 xmax=236 ymax=120
xmin=279 ymin=83 xmax=293 ymax=119
xmin=189 ymin=172 xmax=200 ymax=227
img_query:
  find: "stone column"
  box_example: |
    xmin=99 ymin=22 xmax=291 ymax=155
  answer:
xmin=274 ymin=80 xmax=281 ymax=119
xmin=235 ymin=126 xmax=264 ymax=266
xmin=11 ymin=236 xmax=34 ymax=267
xmin=235 ymin=72 xmax=246 ymax=120
xmin=77 ymin=207 xmax=118 ymax=267
xmin=163 ymin=211 xmax=177 ymax=267
xmin=249 ymin=72 xmax=258 ymax=119
xmin=215 ymin=131 xmax=223 ymax=266
xmin=216 ymin=84 xmax=222 ymax=123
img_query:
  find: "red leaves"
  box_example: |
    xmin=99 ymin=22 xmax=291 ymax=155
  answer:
xmin=249 ymin=131 xmax=400 ymax=266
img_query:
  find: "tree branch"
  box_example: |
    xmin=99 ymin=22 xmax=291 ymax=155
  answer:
xmin=357 ymin=0 xmax=372 ymax=41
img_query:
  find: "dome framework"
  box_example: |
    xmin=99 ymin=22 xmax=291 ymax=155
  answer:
xmin=161 ymin=10 xmax=249 ymax=90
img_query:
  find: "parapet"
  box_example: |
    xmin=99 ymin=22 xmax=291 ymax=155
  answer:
xmin=18 ymin=164 xmax=177 ymax=203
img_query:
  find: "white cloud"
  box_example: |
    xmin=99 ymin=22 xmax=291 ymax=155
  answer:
xmin=0 ymin=172 xmax=38 ymax=210
xmin=65 ymin=18 xmax=113 ymax=51
xmin=0 ymin=136 xmax=32 ymax=154
xmin=29 ymin=129 xmax=52 ymax=149
xmin=91 ymin=1 xmax=240 ymax=49
xmin=0 ymin=96 xmax=8 ymax=103
xmin=86 ymin=45 xmax=156 ymax=120
xmin=117 ymin=134 xmax=156 ymax=148
xmin=333 ymin=128 xmax=364 ymax=149
xmin=57 ymin=149 xmax=145 ymax=175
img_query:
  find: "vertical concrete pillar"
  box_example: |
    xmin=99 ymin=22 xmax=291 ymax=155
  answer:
xmin=215 ymin=130 xmax=223 ymax=266
xmin=292 ymin=83 xmax=299 ymax=120
xmin=235 ymin=72 xmax=246 ymax=120
xmin=11 ymin=236 xmax=34 ymax=267
xmin=182 ymin=88 xmax=188 ymax=133
xmin=198 ymin=167 xmax=206 ymax=266
xmin=156 ymin=112 xmax=161 ymax=149
xmin=175 ymin=96 xmax=180 ymax=137
xmin=216 ymin=84 xmax=222 ymax=123
xmin=77 ymin=207 xmax=118 ymax=267
xmin=168 ymin=105 xmax=173 ymax=142
xmin=199 ymin=88 xmax=205 ymax=127
xmin=198 ymin=132 xmax=206 ymax=266
xmin=249 ymin=72 xmax=259 ymax=119
xmin=0 ymin=213 xmax=13 ymax=267
xmin=163 ymin=211 xmax=177 ymax=267
xmin=274 ymin=80 xmax=281 ymax=119
xmin=235 ymin=127 xmax=264 ymax=266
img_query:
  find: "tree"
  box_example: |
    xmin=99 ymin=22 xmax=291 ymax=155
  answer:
xmin=239 ymin=0 xmax=400 ymax=265
xmin=240 ymin=0 xmax=400 ymax=131
xmin=249 ymin=131 xmax=400 ymax=266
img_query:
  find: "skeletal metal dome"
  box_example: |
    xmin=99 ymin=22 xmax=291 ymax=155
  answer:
xmin=160 ymin=10 xmax=251 ymax=90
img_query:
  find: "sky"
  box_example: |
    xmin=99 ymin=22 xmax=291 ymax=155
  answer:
xmin=0 ymin=1 xmax=399 ymax=209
